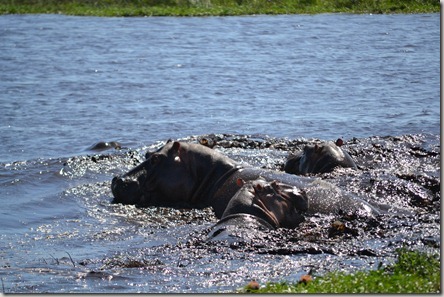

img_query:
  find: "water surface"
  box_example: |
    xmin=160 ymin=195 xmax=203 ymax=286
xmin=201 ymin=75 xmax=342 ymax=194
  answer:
xmin=0 ymin=13 xmax=439 ymax=162
xmin=0 ymin=13 xmax=440 ymax=293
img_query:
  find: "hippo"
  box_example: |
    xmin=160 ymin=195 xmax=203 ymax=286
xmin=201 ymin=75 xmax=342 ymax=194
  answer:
xmin=88 ymin=141 xmax=122 ymax=151
xmin=207 ymin=178 xmax=308 ymax=242
xmin=207 ymin=178 xmax=309 ymax=241
xmin=220 ymin=178 xmax=308 ymax=229
xmin=111 ymin=141 xmax=379 ymax=221
xmin=284 ymin=139 xmax=357 ymax=175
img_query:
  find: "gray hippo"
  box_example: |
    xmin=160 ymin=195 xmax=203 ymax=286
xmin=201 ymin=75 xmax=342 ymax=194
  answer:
xmin=207 ymin=178 xmax=308 ymax=241
xmin=220 ymin=178 xmax=308 ymax=228
xmin=88 ymin=141 xmax=122 ymax=151
xmin=111 ymin=141 xmax=379 ymax=222
xmin=284 ymin=139 xmax=357 ymax=175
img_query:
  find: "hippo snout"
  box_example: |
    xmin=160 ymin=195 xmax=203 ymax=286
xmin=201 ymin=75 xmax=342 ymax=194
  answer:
xmin=111 ymin=175 xmax=142 ymax=205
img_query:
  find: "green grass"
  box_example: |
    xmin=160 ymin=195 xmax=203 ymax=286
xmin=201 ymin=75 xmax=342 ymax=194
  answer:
xmin=240 ymin=248 xmax=441 ymax=293
xmin=0 ymin=0 xmax=440 ymax=16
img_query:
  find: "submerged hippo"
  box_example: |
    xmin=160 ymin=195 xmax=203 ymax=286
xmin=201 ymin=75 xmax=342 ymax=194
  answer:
xmin=111 ymin=141 xmax=379 ymax=221
xmin=220 ymin=178 xmax=308 ymax=229
xmin=208 ymin=178 xmax=308 ymax=241
xmin=207 ymin=178 xmax=308 ymax=241
xmin=88 ymin=141 xmax=122 ymax=151
xmin=284 ymin=140 xmax=357 ymax=175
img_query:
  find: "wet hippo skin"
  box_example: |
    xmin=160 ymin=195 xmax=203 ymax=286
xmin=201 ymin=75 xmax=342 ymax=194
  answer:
xmin=206 ymin=177 xmax=308 ymax=241
xmin=111 ymin=141 xmax=379 ymax=225
xmin=284 ymin=140 xmax=357 ymax=175
xmin=219 ymin=178 xmax=308 ymax=229
xmin=88 ymin=141 xmax=122 ymax=151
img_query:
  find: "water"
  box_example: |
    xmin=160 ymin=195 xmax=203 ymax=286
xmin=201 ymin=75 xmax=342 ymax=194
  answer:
xmin=1 ymin=13 xmax=439 ymax=163
xmin=0 ymin=13 xmax=440 ymax=293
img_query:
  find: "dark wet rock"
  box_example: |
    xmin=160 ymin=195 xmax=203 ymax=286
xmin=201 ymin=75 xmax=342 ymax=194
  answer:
xmin=104 ymin=257 xmax=164 ymax=269
xmin=83 ymin=271 xmax=114 ymax=280
xmin=198 ymin=135 xmax=218 ymax=148
xmin=328 ymin=220 xmax=359 ymax=238
xmin=397 ymin=173 xmax=440 ymax=196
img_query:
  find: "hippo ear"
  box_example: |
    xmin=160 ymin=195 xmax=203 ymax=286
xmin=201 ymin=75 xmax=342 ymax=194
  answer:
xmin=171 ymin=142 xmax=182 ymax=162
xmin=172 ymin=141 xmax=181 ymax=152
xmin=270 ymin=180 xmax=279 ymax=191
xmin=236 ymin=178 xmax=245 ymax=187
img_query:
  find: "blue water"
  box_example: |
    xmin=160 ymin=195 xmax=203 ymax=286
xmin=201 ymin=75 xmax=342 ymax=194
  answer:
xmin=0 ymin=13 xmax=439 ymax=163
xmin=0 ymin=13 xmax=440 ymax=293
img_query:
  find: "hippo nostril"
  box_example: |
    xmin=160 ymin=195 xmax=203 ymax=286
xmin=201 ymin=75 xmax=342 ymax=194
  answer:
xmin=111 ymin=176 xmax=126 ymax=197
xmin=112 ymin=176 xmax=125 ymax=187
xmin=111 ymin=175 xmax=142 ymax=206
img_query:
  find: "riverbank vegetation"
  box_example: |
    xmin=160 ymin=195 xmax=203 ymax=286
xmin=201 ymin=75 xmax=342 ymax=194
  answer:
xmin=0 ymin=0 xmax=439 ymax=16
xmin=240 ymin=248 xmax=441 ymax=293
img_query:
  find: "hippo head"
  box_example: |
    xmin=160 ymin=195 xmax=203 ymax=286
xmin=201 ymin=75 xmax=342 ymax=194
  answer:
xmin=226 ymin=178 xmax=308 ymax=229
xmin=250 ymin=179 xmax=308 ymax=229
xmin=111 ymin=141 xmax=237 ymax=208
xmin=284 ymin=141 xmax=357 ymax=175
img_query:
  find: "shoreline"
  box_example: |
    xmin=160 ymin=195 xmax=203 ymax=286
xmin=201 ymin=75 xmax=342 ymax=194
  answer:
xmin=0 ymin=0 xmax=440 ymax=17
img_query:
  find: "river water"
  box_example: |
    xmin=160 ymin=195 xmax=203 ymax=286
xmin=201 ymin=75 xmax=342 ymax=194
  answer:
xmin=0 ymin=13 xmax=440 ymax=293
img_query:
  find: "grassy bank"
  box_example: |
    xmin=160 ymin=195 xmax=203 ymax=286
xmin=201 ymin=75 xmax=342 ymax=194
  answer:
xmin=0 ymin=0 xmax=440 ymax=16
xmin=240 ymin=248 xmax=441 ymax=293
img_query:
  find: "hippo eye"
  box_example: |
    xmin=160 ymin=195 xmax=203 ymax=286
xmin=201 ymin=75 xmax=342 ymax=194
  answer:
xmin=150 ymin=154 xmax=161 ymax=165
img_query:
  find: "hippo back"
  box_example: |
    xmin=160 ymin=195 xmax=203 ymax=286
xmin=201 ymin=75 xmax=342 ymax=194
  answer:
xmin=207 ymin=213 xmax=274 ymax=242
xmin=212 ymin=168 xmax=379 ymax=218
